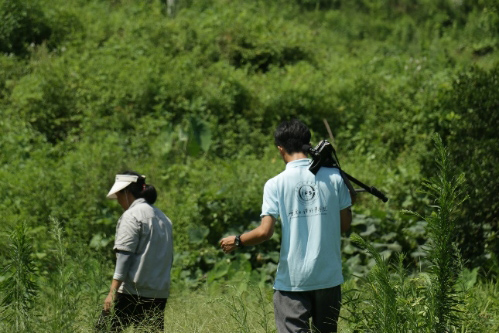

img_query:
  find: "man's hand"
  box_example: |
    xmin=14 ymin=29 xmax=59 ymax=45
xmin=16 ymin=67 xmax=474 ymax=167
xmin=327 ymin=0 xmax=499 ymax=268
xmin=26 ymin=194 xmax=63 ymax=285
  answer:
xmin=219 ymin=235 xmax=236 ymax=253
xmin=219 ymin=216 xmax=276 ymax=254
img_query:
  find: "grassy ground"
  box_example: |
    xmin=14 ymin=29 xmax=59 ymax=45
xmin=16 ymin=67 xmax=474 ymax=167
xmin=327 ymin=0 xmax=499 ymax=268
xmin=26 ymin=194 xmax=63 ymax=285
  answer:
xmin=0 ymin=274 xmax=498 ymax=332
xmin=163 ymin=279 xmax=499 ymax=333
xmin=164 ymin=285 xmax=276 ymax=332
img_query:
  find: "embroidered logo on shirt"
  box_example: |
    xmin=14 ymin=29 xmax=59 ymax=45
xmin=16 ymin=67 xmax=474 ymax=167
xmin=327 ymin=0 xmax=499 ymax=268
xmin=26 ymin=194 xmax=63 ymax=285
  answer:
xmin=295 ymin=181 xmax=318 ymax=205
xmin=288 ymin=181 xmax=328 ymax=218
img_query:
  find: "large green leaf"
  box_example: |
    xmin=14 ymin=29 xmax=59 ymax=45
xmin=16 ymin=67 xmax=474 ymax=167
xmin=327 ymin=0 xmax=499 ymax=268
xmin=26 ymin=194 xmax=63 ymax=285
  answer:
xmin=187 ymin=116 xmax=212 ymax=155
xmin=206 ymin=260 xmax=230 ymax=283
xmin=188 ymin=225 xmax=209 ymax=244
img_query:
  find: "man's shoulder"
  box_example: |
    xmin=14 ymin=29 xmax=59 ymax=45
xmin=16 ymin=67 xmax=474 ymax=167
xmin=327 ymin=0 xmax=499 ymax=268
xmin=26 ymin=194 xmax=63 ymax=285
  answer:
xmin=263 ymin=174 xmax=278 ymax=189
xmin=317 ymin=166 xmax=342 ymax=179
xmin=264 ymin=168 xmax=310 ymax=194
xmin=265 ymin=168 xmax=289 ymax=186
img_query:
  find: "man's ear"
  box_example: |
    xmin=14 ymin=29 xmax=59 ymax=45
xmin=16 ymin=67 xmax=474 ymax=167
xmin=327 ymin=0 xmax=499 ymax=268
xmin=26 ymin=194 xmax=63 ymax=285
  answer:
xmin=277 ymin=146 xmax=285 ymax=155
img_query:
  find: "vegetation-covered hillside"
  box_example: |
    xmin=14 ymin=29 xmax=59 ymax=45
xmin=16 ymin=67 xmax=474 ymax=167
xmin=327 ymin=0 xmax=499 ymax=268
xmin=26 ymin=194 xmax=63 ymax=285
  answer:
xmin=1 ymin=0 xmax=498 ymax=331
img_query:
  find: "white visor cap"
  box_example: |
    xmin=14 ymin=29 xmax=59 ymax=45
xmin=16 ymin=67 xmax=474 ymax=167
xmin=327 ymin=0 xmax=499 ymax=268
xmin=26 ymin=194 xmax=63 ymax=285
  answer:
xmin=106 ymin=175 xmax=140 ymax=199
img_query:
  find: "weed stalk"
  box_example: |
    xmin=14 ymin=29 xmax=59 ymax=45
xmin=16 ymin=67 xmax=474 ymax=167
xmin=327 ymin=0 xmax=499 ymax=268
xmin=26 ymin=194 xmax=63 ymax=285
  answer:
xmin=0 ymin=221 xmax=38 ymax=332
xmin=406 ymin=134 xmax=467 ymax=332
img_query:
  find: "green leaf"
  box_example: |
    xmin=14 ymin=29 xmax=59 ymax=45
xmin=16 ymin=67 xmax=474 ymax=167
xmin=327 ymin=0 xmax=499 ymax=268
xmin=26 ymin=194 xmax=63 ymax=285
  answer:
xmin=89 ymin=233 xmax=112 ymax=250
xmin=188 ymin=225 xmax=209 ymax=244
xmin=206 ymin=260 xmax=230 ymax=283
xmin=456 ymin=267 xmax=479 ymax=291
xmin=187 ymin=116 xmax=212 ymax=155
xmin=360 ymin=224 xmax=377 ymax=237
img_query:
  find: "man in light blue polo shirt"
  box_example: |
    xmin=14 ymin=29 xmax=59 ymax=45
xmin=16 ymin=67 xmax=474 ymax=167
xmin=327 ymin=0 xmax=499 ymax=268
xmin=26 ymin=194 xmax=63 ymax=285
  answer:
xmin=220 ymin=119 xmax=352 ymax=333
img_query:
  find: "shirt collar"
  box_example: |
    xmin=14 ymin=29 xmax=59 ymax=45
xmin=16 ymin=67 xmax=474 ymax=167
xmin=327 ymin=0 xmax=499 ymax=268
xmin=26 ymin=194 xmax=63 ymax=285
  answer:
xmin=285 ymin=158 xmax=311 ymax=170
xmin=129 ymin=197 xmax=147 ymax=209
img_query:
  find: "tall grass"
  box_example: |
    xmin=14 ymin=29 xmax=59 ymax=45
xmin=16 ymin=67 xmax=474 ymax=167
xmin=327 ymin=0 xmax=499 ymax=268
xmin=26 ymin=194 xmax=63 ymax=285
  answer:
xmin=345 ymin=135 xmax=467 ymax=332
xmin=0 ymin=222 xmax=38 ymax=332
xmin=40 ymin=218 xmax=81 ymax=332
xmin=226 ymin=288 xmax=251 ymax=333
xmin=406 ymin=134 xmax=467 ymax=331
xmin=255 ymin=286 xmax=274 ymax=333
xmin=349 ymin=233 xmax=399 ymax=332
xmin=163 ymin=284 xmax=276 ymax=332
xmin=0 ymin=234 xmax=496 ymax=333
xmin=460 ymin=279 xmax=499 ymax=332
xmin=346 ymin=235 xmax=428 ymax=332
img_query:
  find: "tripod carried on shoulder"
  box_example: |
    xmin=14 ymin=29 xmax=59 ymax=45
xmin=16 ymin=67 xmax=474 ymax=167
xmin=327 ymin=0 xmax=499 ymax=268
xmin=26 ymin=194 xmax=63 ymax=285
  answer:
xmin=306 ymin=139 xmax=388 ymax=203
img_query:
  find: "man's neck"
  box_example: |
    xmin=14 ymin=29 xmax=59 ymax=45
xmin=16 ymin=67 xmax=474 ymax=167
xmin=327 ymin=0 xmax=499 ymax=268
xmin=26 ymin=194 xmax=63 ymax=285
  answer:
xmin=284 ymin=152 xmax=308 ymax=164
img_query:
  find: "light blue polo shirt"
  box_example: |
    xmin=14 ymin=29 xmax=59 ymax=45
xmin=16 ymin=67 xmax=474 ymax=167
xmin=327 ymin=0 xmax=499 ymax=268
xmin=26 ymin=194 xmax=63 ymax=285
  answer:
xmin=261 ymin=158 xmax=351 ymax=291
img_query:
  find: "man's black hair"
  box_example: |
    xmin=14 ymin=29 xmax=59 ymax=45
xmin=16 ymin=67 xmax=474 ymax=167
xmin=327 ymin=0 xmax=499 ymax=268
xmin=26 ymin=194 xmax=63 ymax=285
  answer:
xmin=274 ymin=119 xmax=311 ymax=154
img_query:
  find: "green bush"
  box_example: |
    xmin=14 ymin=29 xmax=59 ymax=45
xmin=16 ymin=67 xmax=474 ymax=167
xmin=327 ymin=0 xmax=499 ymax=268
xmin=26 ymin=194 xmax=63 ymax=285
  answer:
xmin=428 ymin=65 xmax=499 ymax=271
xmin=0 ymin=0 xmax=51 ymax=56
xmin=9 ymin=54 xmax=80 ymax=144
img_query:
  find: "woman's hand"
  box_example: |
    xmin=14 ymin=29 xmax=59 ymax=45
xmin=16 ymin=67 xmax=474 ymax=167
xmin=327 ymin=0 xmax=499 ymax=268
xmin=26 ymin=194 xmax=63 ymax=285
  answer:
xmin=103 ymin=279 xmax=122 ymax=311
xmin=103 ymin=292 xmax=115 ymax=311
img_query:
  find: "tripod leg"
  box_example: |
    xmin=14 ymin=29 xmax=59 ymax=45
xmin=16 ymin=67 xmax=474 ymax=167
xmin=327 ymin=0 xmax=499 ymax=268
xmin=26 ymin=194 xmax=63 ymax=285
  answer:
xmin=340 ymin=170 xmax=357 ymax=205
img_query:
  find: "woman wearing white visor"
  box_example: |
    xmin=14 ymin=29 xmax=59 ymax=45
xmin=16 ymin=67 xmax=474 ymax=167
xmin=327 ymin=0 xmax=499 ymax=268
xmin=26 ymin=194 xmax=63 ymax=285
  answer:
xmin=98 ymin=171 xmax=173 ymax=332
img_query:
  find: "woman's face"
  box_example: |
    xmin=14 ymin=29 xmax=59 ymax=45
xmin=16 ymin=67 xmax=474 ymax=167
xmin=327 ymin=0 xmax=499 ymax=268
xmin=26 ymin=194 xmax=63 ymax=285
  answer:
xmin=116 ymin=190 xmax=130 ymax=210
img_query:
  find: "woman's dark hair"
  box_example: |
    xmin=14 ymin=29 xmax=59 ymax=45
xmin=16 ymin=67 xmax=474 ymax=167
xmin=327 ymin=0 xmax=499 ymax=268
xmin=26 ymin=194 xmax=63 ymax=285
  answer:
xmin=120 ymin=170 xmax=157 ymax=204
xmin=274 ymin=119 xmax=311 ymax=154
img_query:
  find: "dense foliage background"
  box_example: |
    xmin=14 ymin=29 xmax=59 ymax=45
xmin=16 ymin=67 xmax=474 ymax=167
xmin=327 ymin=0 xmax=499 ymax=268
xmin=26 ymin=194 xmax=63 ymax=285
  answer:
xmin=1 ymin=0 xmax=498 ymax=331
